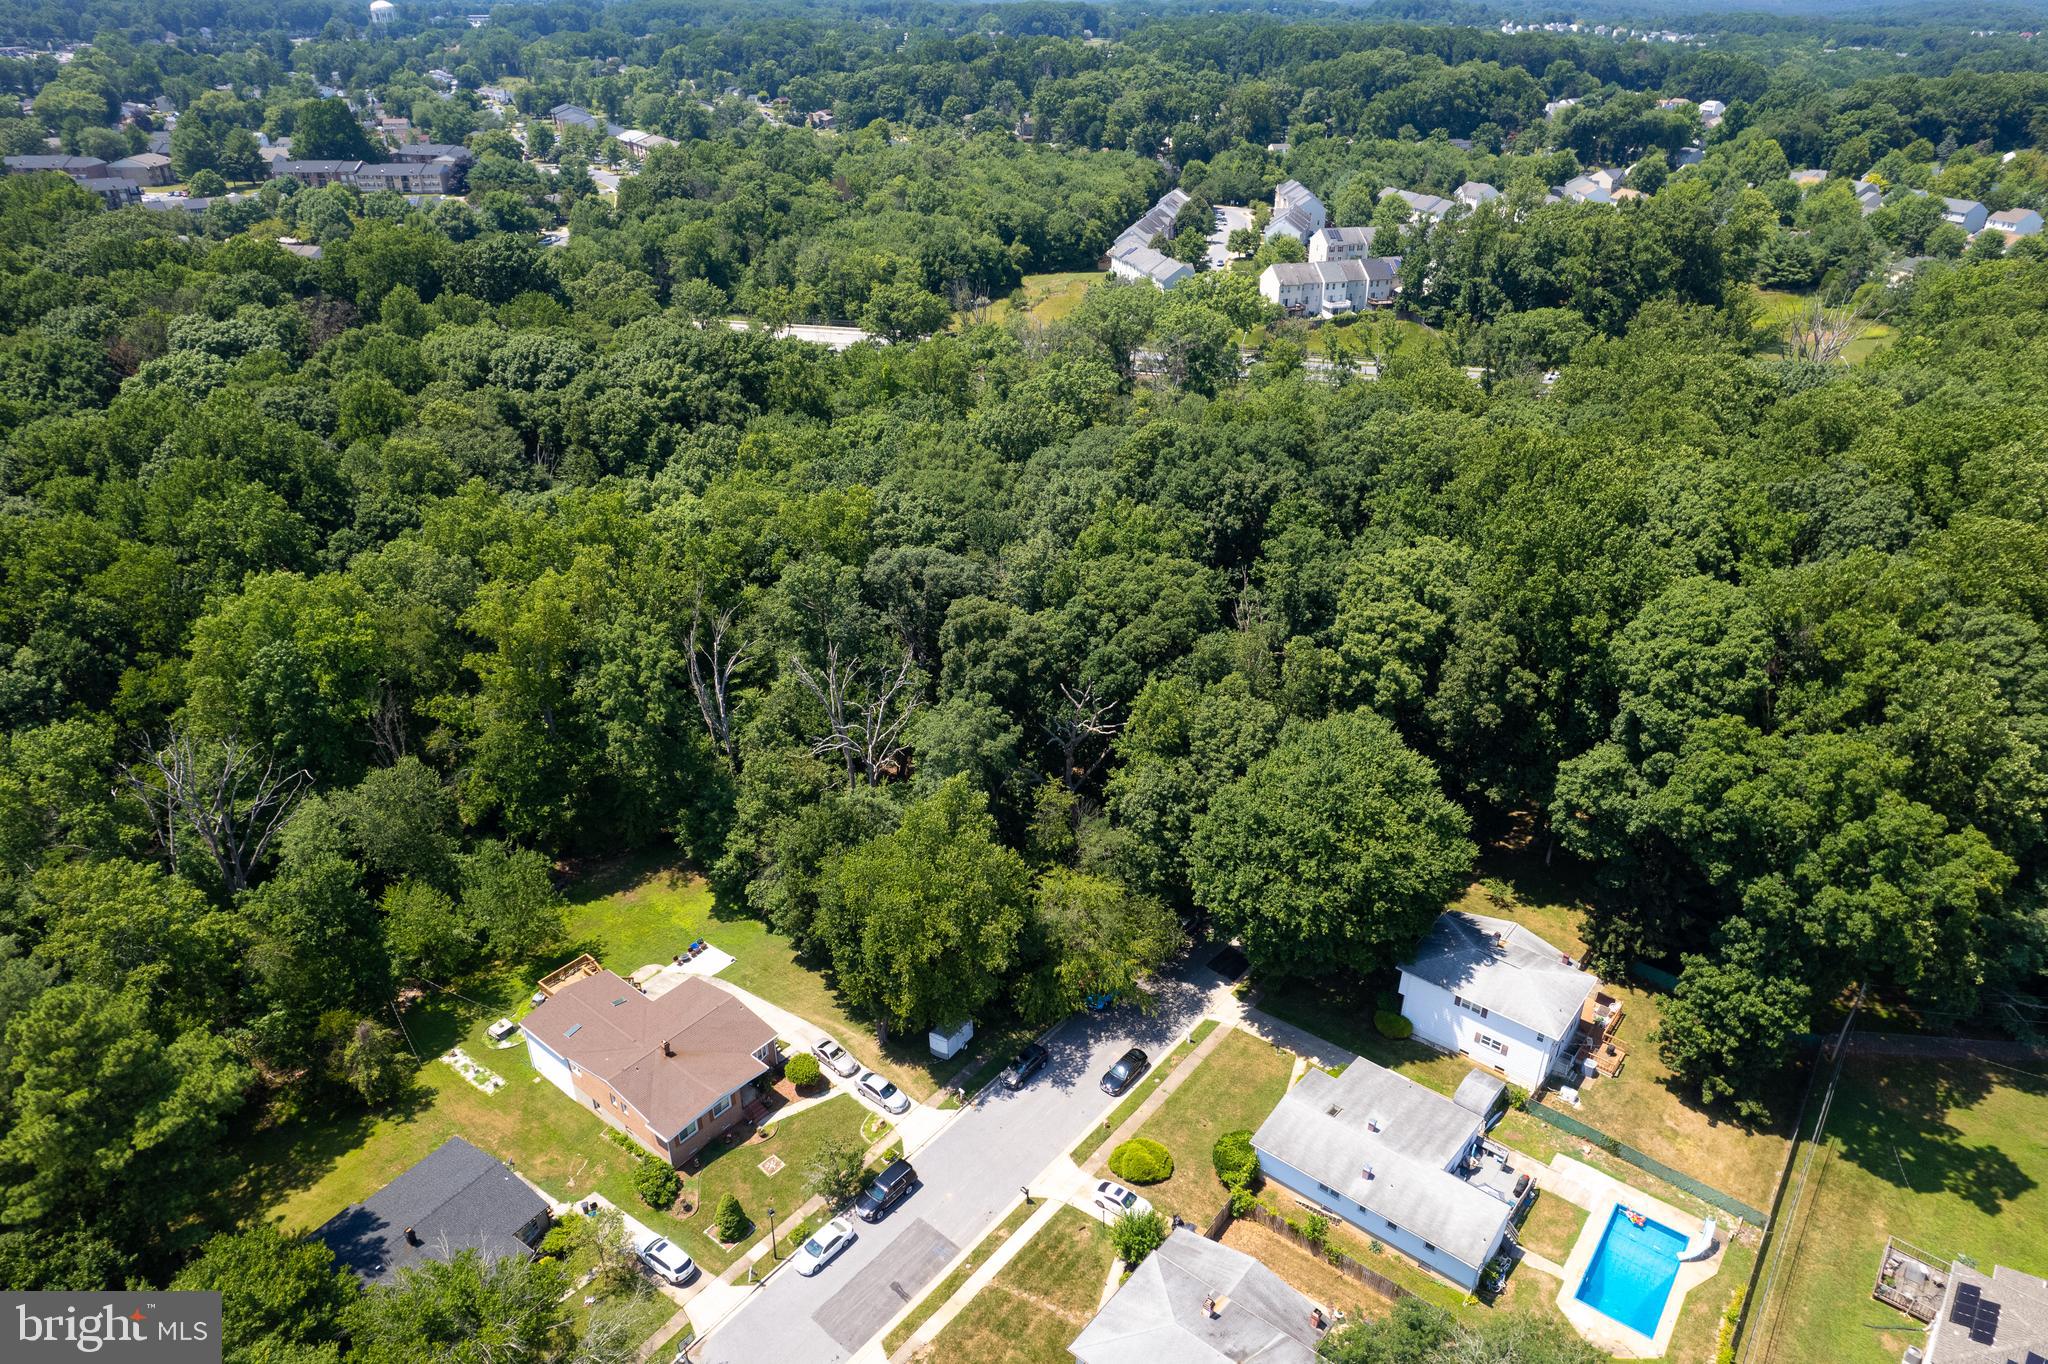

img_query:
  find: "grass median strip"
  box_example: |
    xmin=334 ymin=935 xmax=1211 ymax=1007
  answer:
xmin=882 ymin=1199 xmax=1037 ymax=1355
xmin=1070 ymin=1019 xmax=1218 ymax=1165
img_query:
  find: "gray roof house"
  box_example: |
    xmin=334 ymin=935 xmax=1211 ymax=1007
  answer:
xmin=1397 ymin=911 xmax=1596 ymax=1089
xmin=314 ymin=1137 xmax=550 ymax=1285
xmin=109 ymin=151 xmax=174 ymax=185
xmin=1265 ymin=178 xmax=1327 ymax=242
xmin=551 ymin=103 xmax=599 ymax=129
xmin=1988 ymin=207 xmax=2043 ymax=238
xmin=1069 ymin=1228 xmax=1324 ymax=1364
xmin=1110 ymin=244 xmax=1194 ymax=290
xmin=4 ymin=154 xmax=109 ymax=178
xmin=1111 ymin=188 xmax=1190 ymax=259
xmin=1455 ymin=180 xmax=1500 ymax=208
xmin=1940 ymin=197 xmax=1989 ymax=234
xmin=1308 ymin=225 xmax=1374 ymax=262
xmin=1251 ymin=1062 xmax=1517 ymax=1291
xmin=1381 ymin=186 xmax=1454 ymax=220
xmin=1923 ymin=1260 xmax=2048 ymax=1363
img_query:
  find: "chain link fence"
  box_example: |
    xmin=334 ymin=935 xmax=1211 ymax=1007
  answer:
xmin=1521 ymin=1098 xmax=1769 ymax=1227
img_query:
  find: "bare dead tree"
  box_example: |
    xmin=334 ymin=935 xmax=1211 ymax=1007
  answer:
xmin=687 ymin=591 xmax=747 ymax=769
xmin=120 ymin=729 xmax=310 ymax=893
xmin=1784 ymin=296 xmax=1866 ymax=364
xmin=1048 ymin=682 xmax=1120 ymax=792
xmin=788 ymin=643 xmax=921 ymax=790
xmin=369 ymin=679 xmax=410 ymax=765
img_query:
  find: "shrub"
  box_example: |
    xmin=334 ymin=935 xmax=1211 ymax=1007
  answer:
xmin=1503 ymin=1083 xmax=1529 ymax=1112
xmin=1228 ymin=1185 xmax=1258 ymax=1216
xmin=784 ymin=1053 xmax=822 ymax=1089
xmin=713 ymin=1193 xmax=750 ymax=1243
xmin=1301 ymin=1211 xmax=1329 ymax=1251
xmin=1373 ymin=1011 xmax=1413 ymax=1039
xmin=537 ymin=1218 xmax=581 ymax=1258
xmin=1212 ymin=1130 xmax=1257 ymax=1189
xmin=1108 ymin=1138 xmax=1174 ymax=1185
xmin=1374 ymin=988 xmax=1403 ymax=1015
xmin=1110 ymin=1209 xmax=1168 ymax=1266
xmin=1714 ymin=1288 xmax=1745 ymax=1364
xmin=634 ymin=1158 xmax=681 ymax=1211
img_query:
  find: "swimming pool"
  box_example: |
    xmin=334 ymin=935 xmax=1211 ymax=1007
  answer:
xmin=1572 ymin=1206 xmax=1688 ymax=1337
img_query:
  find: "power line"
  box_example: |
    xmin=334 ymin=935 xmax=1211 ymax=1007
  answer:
xmin=1740 ymin=982 xmax=1866 ymax=1364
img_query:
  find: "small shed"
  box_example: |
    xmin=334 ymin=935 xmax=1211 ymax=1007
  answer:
xmin=1453 ymin=1068 xmax=1507 ymax=1120
xmin=928 ymin=1019 xmax=974 ymax=1060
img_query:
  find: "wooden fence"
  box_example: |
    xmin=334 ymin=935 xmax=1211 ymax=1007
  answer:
xmin=1225 ymin=1203 xmax=1413 ymax=1304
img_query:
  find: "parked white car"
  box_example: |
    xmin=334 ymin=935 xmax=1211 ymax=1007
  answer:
xmin=638 ymin=1236 xmax=698 ymax=1285
xmin=795 ymin=1216 xmax=857 ymax=1276
xmin=811 ymin=1037 xmax=860 ymax=1078
xmin=857 ymin=1069 xmax=911 ymax=1114
xmin=1093 ymin=1180 xmax=1152 ymax=1220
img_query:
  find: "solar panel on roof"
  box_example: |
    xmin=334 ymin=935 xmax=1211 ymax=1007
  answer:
xmin=1953 ymin=1283 xmax=1981 ymax=1327
xmin=1967 ymin=1300 xmax=1998 ymax=1345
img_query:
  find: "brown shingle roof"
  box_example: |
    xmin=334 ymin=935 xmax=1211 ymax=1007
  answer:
xmin=529 ymin=971 xmax=774 ymax=1138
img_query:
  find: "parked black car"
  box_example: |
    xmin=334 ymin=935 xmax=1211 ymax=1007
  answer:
xmin=1099 ymin=1047 xmax=1149 ymax=1095
xmin=1004 ymin=1042 xmax=1049 ymax=1090
xmin=854 ymin=1158 xmax=919 ymax=1222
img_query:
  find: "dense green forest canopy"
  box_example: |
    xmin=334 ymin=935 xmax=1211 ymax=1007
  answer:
xmin=0 ymin=0 xmax=2044 ymax=1355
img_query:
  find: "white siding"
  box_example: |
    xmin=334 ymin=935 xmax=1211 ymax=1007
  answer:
xmin=1256 ymin=1154 xmax=1500 ymax=1290
xmin=525 ymin=1033 xmax=578 ymax=1101
xmin=1398 ymin=974 xmax=1558 ymax=1089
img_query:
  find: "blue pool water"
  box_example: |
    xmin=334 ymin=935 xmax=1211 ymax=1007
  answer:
xmin=1572 ymin=1206 xmax=1687 ymax=1336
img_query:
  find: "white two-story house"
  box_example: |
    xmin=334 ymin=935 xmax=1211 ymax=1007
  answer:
xmin=1251 ymin=1062 xmax=1518 ymax=1291
xmin=1397 ymin=911 xmax=1596 ymax=1091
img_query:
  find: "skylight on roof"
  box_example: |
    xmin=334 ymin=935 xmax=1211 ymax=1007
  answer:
xmin=565 ymin=1023 xmax=582 ymax=1036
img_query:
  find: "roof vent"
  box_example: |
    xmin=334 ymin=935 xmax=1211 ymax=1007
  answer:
xmin=1325 ymin=1104 xmax=1343 ymax=1118
xmin=1367 ymin=1117 xmax=1383 ymax=1134
xmin=663 ymin=1040 xmax=674 ymax=1057
xmin=1362 ymin=1164 xmax=1375 ymax=1181
xmin=1205 ymin=1295 xmax=1230 ymax=1318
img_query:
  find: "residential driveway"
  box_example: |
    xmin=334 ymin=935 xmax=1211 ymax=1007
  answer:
xmin=689 ymin=977 xmax=1213 ymax=1364
xmin=1209 ymin=204 xmax=1252 ymax=269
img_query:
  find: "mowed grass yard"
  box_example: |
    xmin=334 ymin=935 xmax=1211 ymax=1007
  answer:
xmin=1126 ymin=1026 xmax=1293 ymax=1223
xmin=234 ymin=853 xmax=922 ymax=1272
xmin=1513 ymin=1188 xmax=1587 ymax=1263
xmin=1745 ymin=1059 xmax=2048 ymax=1364
xmin=915 ymin=1205 xmax=1113 ymax=1364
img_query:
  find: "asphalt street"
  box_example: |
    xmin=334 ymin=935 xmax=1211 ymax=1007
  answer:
xmin=691 ymin=973 xmax=1214 ymax=1364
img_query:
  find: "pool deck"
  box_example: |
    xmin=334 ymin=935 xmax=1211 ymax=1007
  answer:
xmin=1542 ymin=1154 xmax=1727 ymax=1358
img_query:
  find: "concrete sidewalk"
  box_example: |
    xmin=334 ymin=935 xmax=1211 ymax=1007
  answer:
xmin=879 ymin=1196 xmax=1066 ymax=1362
xmin=1081 ymin=1019 xmax=1236 ymax=1175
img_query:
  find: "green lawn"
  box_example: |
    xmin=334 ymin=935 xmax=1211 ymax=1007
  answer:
xmin=884 ymin=1199 xmax=1036 ymax=1354
xmin=1071 ymin=1019 xmax=1218 ymax=1164
xmin=1513 ymin=1188 xmax=1588 ymax=1263
xmin=1129 ymin=1026 xmax=1292 ymax=1223
xmin=1744 ymin=1059 xmax=2048 ymax=1364
xmin=919 ymin=1205 xmax=1113 ymax=1364
xmin=681 ymin=1095 xmax=869 ymax=1270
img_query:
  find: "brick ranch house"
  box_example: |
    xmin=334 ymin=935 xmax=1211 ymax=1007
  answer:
xmin=524 ymin=965 xmax=780 ymax=1167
